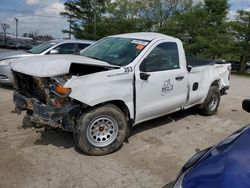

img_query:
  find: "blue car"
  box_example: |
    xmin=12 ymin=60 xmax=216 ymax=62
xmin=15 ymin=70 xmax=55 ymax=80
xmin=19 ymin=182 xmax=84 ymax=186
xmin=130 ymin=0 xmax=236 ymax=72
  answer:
xmin=172 ymin=99 xmax=250 ymax=188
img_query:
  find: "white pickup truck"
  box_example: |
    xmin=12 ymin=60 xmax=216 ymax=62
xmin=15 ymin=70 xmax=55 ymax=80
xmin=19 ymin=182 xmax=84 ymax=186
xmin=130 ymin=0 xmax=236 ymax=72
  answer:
xmin=11 ymin=33 xmax=231 ymax=155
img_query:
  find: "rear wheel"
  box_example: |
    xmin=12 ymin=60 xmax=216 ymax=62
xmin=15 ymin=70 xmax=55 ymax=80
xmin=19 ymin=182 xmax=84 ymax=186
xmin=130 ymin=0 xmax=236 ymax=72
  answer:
xmin=199 ymin=86 xmax=220 ymax=116
xmin=74 ymin=104 xmax=127 ymax=155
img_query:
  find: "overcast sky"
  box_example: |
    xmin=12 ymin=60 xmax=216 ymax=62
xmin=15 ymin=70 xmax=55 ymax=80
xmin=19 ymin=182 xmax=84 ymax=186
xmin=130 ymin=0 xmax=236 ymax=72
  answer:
xmin=0 ymin=0 xmax=67 ymax=38
xmin=0 ymin=0 xmax=249 ymax=39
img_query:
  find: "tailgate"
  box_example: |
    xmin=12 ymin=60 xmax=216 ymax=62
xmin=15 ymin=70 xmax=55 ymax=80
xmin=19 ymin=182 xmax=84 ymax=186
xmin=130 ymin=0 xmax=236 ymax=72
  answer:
xmin=215 ymin=63 xmax=231 ymax=90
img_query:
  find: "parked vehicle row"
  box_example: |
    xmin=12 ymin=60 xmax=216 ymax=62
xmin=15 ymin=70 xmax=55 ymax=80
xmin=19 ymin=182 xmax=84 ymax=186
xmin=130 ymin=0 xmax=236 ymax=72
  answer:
xmin=0 ymin=34 xmax=33 ymax=50
xmin=0 ymin=39 xmax=94 ymax=84
xmin=10 ymin=32 xmax=231 ymax=155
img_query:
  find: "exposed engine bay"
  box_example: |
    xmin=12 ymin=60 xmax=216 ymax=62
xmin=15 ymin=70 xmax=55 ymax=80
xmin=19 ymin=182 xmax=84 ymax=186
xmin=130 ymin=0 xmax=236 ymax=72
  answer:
xmin=13 ymin=63 xmax=114 ymax=107
xmin=13 ymin=72 xmax=71 ymax=107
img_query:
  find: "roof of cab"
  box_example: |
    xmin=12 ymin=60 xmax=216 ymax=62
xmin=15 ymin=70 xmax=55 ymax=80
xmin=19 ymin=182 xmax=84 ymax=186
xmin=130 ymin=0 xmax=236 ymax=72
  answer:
xmin=111 ymin=32 xmax=178 ymax=41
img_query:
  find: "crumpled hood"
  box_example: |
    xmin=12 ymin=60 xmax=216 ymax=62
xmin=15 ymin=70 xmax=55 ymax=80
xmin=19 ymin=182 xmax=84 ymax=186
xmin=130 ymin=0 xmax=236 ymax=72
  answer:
xmin=0 ymin=50 xmax=32 ymax=60
xmin=11 ymin=54 xmax=117 ymax=77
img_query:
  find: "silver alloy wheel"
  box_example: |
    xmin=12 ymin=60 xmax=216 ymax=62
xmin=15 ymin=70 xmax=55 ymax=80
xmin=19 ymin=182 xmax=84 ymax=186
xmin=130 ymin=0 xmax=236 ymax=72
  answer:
xmin=208 ymin=94 xmax=219 ymax=112
xmin=86 ymin=116 xmax=118 ymax=147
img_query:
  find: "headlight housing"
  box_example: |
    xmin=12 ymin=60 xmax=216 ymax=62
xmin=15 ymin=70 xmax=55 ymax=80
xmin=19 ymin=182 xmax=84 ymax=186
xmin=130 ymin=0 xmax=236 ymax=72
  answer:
xmin=54 ymin=84 xmax=71 ymax=96
xmin=0 ymin=59 xmax=15 ymax=66
xmin=50 ymin=76 xmax=71 ymax=97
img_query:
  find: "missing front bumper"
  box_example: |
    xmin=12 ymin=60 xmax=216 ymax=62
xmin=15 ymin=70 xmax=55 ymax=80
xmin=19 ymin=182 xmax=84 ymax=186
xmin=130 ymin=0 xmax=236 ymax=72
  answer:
xmin=14 ymin=91 xmax=81 ymax=131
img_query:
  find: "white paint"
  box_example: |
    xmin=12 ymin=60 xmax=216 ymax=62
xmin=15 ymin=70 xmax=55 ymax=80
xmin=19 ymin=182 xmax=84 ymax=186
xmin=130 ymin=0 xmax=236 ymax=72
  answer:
xmin=12 ymin=32 xmax=231 ymax=126
xmin=11 ymin=55 xmax=116 ymax=77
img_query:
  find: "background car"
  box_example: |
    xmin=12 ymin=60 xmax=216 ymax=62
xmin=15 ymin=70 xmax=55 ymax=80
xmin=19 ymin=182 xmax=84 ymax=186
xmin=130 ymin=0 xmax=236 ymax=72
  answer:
xmin=228 ymin=60 xmax=250 ymax=72
xmin=172 ymin=99 xmax=250 ymax=188
xmin=0 ymin=39 xmax=94 ymax=85
xmin=246 ymin=62 xmax=250 ymax=73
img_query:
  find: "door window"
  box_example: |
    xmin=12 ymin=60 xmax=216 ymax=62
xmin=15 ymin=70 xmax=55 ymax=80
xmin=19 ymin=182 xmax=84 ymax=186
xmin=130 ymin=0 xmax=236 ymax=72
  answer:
xmin=54 ymin=43 xmax=76 ymax=54
xmin=78 ymin=43 xmax=91 ymax=51
xmin=140 ymin=42 xmax=180 ymax=72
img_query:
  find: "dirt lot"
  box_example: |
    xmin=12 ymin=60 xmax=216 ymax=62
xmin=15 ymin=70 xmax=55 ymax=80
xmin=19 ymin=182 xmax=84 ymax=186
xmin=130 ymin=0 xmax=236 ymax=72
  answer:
xmin=0 ymin=69 xmax=249 ymax=187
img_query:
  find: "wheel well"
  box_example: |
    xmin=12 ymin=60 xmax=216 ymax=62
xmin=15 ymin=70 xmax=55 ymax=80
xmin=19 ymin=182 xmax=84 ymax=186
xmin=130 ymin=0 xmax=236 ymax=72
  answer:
xmin=211 ymin=80 xmax=220 ymax=87
xmin=106 ymin=100 xmax=131 ymax=121
xmin=81 ymin=100 xmax=132 ymax=123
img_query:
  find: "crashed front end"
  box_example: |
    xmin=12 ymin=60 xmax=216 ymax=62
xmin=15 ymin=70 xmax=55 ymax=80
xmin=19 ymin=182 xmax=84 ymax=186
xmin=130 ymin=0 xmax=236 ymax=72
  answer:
xmin=13 ymin=71 xmax=82 ymax=131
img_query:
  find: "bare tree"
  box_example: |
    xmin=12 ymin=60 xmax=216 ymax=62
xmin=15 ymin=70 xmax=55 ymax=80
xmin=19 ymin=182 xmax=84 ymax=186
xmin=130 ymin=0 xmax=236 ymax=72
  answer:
xmin=1 ymin=23 xmax=10 ymax=44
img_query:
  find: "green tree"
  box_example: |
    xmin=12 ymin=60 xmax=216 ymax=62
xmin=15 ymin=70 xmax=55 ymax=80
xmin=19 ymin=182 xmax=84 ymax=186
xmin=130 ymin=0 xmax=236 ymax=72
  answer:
xmin=137 ymin=0 xmax=193 ymax=31
xmin=61 ymin=0 xmax=106 ymax=40
xmin=61 ymin=0 xmax=193 ymax=39
xmin=163 ymin=0 xmax=231 ymax=59
xmin=230 ymin=10 xmax=250 ymax=72
xmin=101 ymin=0 xmax=142 ymax=35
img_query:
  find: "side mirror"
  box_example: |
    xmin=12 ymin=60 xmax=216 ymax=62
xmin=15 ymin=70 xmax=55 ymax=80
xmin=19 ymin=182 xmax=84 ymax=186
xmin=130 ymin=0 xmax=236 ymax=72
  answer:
xmin=187 ymin=65 xmax=192 ymax=72
xmin=140 ymin=72 xmax=151 ymax=81
xmin=242 ymin=99 xmax=250 ymax=113
xmin=50 ymin=49 xmax=59 ymax=54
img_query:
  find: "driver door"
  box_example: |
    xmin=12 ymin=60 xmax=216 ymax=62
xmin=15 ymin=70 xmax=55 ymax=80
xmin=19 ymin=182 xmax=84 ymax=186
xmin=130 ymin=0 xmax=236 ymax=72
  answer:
xmin=135 ymin=41 xmax=188 ymax=124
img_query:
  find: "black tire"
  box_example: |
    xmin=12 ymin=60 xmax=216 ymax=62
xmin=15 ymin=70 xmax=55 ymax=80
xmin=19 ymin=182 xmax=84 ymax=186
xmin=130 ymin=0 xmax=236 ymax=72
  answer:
xmin=242 ymin=99 xmax=250 ymax=113
xmin=74 ymin=104 xmax=127 ymax=156
xmin=199 ymin=86 xmax=220 ymax=116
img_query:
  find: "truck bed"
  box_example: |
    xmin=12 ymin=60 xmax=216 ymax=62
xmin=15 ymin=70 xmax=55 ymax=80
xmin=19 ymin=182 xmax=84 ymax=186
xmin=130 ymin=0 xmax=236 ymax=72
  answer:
xmin=186 ymin=56 xmax=231 ymax=67
xmin=186 ymin=56 xmax=214 ymax=67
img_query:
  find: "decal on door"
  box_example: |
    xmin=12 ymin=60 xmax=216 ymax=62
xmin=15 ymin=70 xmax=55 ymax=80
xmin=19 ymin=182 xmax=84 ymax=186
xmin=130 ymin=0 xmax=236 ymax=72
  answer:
xmin=107 ymin=67 xmax=133 ymax=78
xmin=161 ymin=79 xmax=173 ymax=96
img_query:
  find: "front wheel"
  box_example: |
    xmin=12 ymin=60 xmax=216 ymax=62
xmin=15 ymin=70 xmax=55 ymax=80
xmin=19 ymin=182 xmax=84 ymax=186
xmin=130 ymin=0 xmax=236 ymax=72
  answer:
xmin=74 ymin=104 xmax=127 ymax=155
xmin=199 ymin=86 xmax=220 ymax=116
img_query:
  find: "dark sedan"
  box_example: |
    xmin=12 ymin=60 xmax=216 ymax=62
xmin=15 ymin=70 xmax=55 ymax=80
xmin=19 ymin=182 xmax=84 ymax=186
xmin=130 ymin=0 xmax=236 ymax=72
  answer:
xmin=172 ymin=99 xmax=250 ymax=188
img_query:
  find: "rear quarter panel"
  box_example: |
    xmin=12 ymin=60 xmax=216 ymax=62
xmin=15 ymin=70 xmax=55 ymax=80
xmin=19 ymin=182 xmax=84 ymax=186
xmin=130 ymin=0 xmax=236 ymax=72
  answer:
xmin=184 ymin=64 xmax=228 ymax=108
xmin=215 ymin=63 xmax=231 ymax=89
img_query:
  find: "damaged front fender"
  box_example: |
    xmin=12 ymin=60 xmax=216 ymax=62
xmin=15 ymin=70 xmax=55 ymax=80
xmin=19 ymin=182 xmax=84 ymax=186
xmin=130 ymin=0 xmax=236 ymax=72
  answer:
xmin=65 ymin=67 xmax=135 ymax=120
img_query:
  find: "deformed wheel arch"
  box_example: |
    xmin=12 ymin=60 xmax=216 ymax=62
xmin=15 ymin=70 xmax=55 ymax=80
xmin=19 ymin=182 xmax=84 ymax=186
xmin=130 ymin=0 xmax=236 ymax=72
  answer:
xmin=81 ymin=100 xmax=133 ymax=124
xmin=211 ymin=80 xmax=220 ymax=87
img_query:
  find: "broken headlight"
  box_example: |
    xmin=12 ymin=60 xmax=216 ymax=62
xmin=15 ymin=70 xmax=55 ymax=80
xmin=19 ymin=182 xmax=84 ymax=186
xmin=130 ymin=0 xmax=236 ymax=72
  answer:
xmin=49 ymin=76 xmax=71 ymax=97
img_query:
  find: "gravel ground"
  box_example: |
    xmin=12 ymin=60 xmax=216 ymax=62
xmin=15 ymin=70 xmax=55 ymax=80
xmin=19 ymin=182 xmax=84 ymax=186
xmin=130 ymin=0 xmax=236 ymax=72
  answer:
xmin=0 ymin=72 xmax=249 ymax=187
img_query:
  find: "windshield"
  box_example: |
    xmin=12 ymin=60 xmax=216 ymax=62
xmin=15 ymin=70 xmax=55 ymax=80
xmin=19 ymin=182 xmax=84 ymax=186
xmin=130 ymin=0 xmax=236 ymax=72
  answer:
xmin=80 ymin=37 xmax=149 ymax=66
xmin=28 ymin=42 xmax=56 ymax=54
